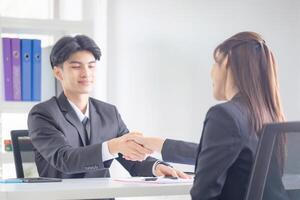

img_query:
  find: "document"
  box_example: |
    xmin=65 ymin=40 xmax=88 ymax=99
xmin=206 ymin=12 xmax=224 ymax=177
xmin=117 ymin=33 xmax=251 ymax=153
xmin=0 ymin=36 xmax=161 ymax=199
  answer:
xmin=114 ymin=177 xmax=193 ymax=184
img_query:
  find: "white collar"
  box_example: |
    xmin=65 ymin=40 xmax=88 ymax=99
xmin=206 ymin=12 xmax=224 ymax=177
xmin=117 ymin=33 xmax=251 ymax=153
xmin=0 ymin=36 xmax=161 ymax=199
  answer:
xmin=67 ymin=99 xmax=89 ymax=122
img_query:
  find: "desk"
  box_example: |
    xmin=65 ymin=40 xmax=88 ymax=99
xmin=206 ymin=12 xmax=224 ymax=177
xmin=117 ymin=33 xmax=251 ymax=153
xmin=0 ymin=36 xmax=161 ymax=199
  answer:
xmin=0 ymin=176 xmax=299 ymax=200
xmin=0 ymin=178 xmax=192 ymax=200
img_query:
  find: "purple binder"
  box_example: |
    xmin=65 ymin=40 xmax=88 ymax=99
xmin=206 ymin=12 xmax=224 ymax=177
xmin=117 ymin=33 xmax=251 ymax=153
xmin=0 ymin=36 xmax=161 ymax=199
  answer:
xmin=2 ymin=38 xmax=13 ymax=100
xmin=11 ymin=38 xmax=21 ymax=101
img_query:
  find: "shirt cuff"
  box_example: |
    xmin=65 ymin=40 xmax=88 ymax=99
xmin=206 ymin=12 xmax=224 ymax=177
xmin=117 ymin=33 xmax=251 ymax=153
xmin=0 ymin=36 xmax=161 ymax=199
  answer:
xmin=102 ymin=141 xmax=118 ymax=162
xmin=152 ymin=160 xmax=173 ymax=176
xmin=152 ymin=160 xmax=160 ymax=176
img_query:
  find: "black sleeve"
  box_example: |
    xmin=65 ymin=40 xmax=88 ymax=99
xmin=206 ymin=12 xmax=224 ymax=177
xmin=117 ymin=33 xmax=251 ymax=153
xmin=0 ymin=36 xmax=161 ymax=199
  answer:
xmin=162 ymin=139 xmax=198 ymax=165
xmin=190 ymin=105 xmax=243 ymax=200
xmin=113 ymin=105 xmax=129 ymax=136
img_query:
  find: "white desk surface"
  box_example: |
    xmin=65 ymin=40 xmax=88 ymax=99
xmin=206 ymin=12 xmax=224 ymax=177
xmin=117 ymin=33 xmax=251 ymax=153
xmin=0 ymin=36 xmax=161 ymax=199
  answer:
xmin=0 ymin=178 xmax=192 ymax=200
xmin=0 ymin=176 xmax=298 ymax=200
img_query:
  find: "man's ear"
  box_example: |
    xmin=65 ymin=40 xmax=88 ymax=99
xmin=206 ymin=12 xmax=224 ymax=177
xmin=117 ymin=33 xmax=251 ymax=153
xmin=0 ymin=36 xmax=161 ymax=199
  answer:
xmin=53 ymin=66 xmax=63 ymax=81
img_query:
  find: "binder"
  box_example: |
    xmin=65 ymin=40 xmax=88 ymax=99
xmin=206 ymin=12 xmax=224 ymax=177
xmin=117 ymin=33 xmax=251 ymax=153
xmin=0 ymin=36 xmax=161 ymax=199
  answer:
xmin=2 ymin=38 xmax=13 ymax=101
xmin=31 ymin=39 xmax=41 ymax=101
xmin=11 ymin=38 xmax=21 ymax=101
xmin=21 ymin=39 xmax=32 ymax=101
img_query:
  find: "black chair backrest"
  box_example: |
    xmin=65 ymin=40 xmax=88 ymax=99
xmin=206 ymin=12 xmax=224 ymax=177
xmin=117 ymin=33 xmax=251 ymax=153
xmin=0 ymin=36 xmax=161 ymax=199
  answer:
xmin=244 ymin=121 xmax=300 ymax=200
xmin=10 ymin=130 xmax=35 ymax=178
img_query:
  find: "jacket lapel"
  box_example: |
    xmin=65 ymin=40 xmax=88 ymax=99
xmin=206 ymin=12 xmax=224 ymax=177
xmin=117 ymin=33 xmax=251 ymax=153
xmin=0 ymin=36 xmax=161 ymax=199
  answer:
xmin=194 ymin=118 xmax=206 ymax=172
xmin=89 ymin=100 xmax=102 ymax=145
xmin=57 ymin=93 xmax=87 ymax=146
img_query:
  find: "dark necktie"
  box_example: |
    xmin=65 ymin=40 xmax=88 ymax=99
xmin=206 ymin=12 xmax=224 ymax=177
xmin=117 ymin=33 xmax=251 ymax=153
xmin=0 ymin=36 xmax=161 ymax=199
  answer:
xmin=82 ymin=117 xmax=90 ymax=145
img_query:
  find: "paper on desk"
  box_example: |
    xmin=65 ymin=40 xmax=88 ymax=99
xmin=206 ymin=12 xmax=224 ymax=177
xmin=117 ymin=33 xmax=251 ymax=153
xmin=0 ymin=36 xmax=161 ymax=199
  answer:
xmin=114 ymin=177 xmax=193 ymax=184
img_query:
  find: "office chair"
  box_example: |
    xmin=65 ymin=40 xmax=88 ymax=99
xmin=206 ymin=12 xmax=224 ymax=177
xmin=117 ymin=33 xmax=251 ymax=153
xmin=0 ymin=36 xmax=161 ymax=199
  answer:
xmin=10 ymin=130 xmax=36 ymax=178
xmin=244 ymin=121 xmax=300 ymax=200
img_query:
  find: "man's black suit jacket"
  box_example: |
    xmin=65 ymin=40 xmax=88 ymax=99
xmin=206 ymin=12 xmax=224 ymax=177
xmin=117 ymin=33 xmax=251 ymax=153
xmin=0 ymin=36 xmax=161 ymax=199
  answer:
xmin=28 ymin=93 xmax=157 ymax=179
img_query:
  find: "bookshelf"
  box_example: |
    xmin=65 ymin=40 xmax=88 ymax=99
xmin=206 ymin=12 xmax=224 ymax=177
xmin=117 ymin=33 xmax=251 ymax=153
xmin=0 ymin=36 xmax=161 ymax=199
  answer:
xmin=0 ymin=5 xmax=94 ymax=178
xmin=0 ymin=0 xmax=107 ymax=179
xmin=0 ymin=17 xmax=90 ymax=35
xmin=0 ymin=17 xmax=89 ymax=110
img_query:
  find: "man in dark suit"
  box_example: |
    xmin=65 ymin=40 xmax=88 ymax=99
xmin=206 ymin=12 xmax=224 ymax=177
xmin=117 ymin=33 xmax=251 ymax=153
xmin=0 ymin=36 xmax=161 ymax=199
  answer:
xmin=28 ymin=35 xmax=188 ymax=179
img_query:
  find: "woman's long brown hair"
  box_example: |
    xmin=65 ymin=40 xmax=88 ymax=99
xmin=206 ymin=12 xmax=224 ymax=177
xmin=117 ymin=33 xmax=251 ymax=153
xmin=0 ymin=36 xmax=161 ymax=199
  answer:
xmin=214 ymin=31 xmax=286 ymax=174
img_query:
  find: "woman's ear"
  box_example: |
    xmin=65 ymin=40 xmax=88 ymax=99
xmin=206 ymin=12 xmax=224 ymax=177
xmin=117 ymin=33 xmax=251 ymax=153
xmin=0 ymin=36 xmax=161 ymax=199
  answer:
xmin=222 ymin=55 xmax=229 ymax=69
xmin=53 ymin=66 xmax=63 ymax=81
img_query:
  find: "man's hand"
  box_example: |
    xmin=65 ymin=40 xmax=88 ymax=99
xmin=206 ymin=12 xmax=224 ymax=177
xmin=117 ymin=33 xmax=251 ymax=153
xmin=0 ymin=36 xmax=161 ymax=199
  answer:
xmin=131 ymin=136 xmax=165 ymax=153
xmin=107 ymin=132 xmax=153 ymax=161
xmin=154 ymin=164 xmax=192 ymax=179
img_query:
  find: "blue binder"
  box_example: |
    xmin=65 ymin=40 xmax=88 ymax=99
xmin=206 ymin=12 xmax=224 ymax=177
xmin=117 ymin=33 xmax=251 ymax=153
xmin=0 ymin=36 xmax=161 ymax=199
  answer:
xmin=31 ymin=40 xmax=41 ymax=101
xmin=21 ymin=39 xmax=32 ymax=101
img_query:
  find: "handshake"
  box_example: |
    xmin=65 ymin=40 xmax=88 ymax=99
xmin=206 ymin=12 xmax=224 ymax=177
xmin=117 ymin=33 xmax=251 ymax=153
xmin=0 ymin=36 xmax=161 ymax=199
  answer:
xmin=107 ymin=132 xmax=165 ymax=162
xmin=107 ymin=132 xmax=191 ymax=179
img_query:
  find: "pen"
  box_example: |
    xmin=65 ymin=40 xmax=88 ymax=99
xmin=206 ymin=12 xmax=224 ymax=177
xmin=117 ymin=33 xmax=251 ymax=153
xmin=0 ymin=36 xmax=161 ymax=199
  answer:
xmin=144 ymin=176 xmax=178 ymax=181
xmin=163 ymin=175 xmax=178 ymax=179
xmin=184 ymin=171 xmax=195 ymax=175
xmin=144 ymin=177 xmax=158 ymax=181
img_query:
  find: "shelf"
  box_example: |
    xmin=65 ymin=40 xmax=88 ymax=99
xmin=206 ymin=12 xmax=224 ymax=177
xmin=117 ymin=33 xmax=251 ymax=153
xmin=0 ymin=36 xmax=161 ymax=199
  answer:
xmin=0 ymin=17 xmax=92 ymax=35
xmin=0 ymin=101 xmax=38 ymax=113
xmin=0 ymin=152 xmax=14 ymax=164
xmin=0 ymin=2 xmax=99 ymax=178
xmin=0 ymin=22 xmax=65 ymax=181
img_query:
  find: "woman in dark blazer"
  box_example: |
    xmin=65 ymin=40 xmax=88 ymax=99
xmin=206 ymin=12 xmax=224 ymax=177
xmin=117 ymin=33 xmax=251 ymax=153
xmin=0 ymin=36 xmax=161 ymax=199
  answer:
xmin=134 ymin=32 xmax=289 ymax=200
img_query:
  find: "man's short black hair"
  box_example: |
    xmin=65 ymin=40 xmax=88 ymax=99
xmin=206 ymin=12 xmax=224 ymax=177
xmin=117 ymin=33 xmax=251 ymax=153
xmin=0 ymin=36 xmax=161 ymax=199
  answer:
xmin=50 ymin=35 xmax=101 ymax=69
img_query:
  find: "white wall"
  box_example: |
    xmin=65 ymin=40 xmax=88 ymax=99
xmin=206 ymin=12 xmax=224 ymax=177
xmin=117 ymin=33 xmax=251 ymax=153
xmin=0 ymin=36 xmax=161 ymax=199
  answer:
xmin=103 ymin=2 xmax=300 ymax=186
xmin=91 ymin=2 xmax=300 ymax=199
xmin=105 ymin=0 xmax=300 ymax=145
